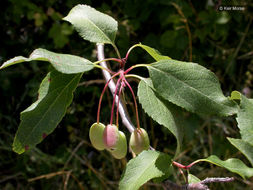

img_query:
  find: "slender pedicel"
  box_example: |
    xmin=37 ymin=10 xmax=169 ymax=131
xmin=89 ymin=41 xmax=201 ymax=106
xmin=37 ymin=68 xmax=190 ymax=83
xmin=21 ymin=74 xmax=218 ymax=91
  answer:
xmin=97 ymin=72 xmax=121 ymax=124
xmin=124 ymin=79 xmax=140 ymax=129
xmin=110 ymin=73 xmax=124 ymax=125
xmin=172 ymin=160 xmax=200 ymax=170
xmin=124 ymin=64 xmax=149 ymax=75
xmin=116 ymin=81 xmax=125 ymax=127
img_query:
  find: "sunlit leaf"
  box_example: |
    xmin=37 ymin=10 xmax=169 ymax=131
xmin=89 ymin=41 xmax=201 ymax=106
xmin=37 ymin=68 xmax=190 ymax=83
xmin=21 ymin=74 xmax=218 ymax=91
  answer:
xmin=197 ymin=155 xmax=253 ymax=179
xmin=119 ymin=150 xmax=171 ymax=190
xmin=148 ymin=60 xmax=238 ymax=116
xmin=134 ymin=43 xmax=170 ymax=61
xmin=63 ymin=4 xmax=117 ymax=44
xmin=0 ymin=48 xmax=93 ymax=74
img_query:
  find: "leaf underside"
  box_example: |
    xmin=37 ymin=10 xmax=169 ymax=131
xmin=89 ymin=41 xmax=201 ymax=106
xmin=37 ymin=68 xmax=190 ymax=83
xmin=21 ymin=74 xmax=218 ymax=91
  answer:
xmin=63 ymin=4 xmax=118 ymax=44
xmin=135 ymin=44 xmax=171 ymax=61
xmin=0 ymin=48 xmax=93 ymax=74
xmin=236 ymin=95 xmax=253 ymax=145
xmin=227 ymin=138 xmax=253 ymax=167
xmin=227 ymin=95 xmax=253 ymax=167
xmin=148 ymin=60 xmax=238 ymax=116
xmin=119 ymin=150 xmax=171 ymax=190
xmin=13 ymin=70 xmax=82 ymax=154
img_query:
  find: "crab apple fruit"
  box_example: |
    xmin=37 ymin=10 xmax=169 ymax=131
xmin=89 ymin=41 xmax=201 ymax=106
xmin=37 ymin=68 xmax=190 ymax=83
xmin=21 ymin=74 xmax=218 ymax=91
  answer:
xmin=111 ymin=131 xmax=127 ymax=159
xmin=129 ymin=128 xmax=150 ymax=154
xmin=103 ymin=124 xmax=119 ymax=150
xmin=89 ymin=122 xmax=106 ymax=150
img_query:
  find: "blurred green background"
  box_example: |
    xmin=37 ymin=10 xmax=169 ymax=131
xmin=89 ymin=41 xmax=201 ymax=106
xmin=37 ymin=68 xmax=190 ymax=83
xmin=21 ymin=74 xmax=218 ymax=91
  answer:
xmin=0 ymin=0 xmax=252 ymax=189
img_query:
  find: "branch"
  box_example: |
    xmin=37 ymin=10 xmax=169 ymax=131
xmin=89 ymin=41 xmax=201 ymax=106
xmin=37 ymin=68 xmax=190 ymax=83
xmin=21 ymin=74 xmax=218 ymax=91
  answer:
xmin=163 ymin=177 xmax=234 ymax=190
xmin=96 ymin=44 xmax=135 ymax=133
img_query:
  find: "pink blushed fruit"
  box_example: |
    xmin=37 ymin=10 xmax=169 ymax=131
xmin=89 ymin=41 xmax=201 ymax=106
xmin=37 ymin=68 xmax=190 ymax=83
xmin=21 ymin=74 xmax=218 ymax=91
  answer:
xmin=111 ymin=131 xmax=127 ymax=159
xmin=103 ymin=124 xmax=119 ymax=150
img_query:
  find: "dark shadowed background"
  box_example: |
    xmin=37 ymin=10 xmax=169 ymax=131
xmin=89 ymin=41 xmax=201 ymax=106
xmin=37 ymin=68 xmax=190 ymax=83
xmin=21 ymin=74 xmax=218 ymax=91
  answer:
xmin=0 ymin=0 xmax=252 ymax=189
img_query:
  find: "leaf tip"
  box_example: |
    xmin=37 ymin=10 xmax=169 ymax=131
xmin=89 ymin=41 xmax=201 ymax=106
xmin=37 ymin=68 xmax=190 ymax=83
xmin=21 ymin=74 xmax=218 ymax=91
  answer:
xmin=12 ymin=145 xmax=25 ymax=154
xmin=62 ymin=16 xmax=69 ymax=22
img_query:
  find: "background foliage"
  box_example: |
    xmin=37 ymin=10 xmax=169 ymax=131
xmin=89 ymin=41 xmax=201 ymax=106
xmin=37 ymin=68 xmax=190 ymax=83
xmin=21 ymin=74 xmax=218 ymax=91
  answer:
xmin=0 ymin=0 xmax=253 ymax=189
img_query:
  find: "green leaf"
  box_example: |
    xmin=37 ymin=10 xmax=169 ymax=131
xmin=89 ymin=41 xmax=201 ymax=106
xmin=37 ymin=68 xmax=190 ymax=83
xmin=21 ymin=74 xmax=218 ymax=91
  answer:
xmin=227 ymin=138 xmax=253 ymax=167
xmin=236 ymin=95 xmax=253 ymax=145
xmin=0 ymin=48 xmax=93 ymax=74
xmin=197 ymin=155 xmax=253 ymax=179
xmin=230 ymin=90 xmax=241 ymax=101
xmin=188 ymin=174 xmax=201 ymax=184
xmin=148 ymin=60 xmax=238 ymax=116
xmin=226 ymin=95 xmax=253 ymax=168
xmin=63 ymin=4 xmax=118 ymax=44
xmin=119 ymin=150 xmax=171 ymax=190
xmin=13 ymin=70 xmax=82 ymax=154
xmin=134 ymin=44 xmax=171 ymax=61
xmin=137 ymin=78 xmax=183 ymax=155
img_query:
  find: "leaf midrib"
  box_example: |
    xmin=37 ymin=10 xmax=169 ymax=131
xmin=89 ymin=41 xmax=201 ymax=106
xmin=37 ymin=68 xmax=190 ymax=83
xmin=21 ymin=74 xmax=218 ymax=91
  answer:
xmin=124 ymin=155 xmax=160 ymax=189
xmin=199 ymin=157 xmax=253 ymax=175
xmin=21 ymin=74 xmax=78 ymax=148
xmin=149 ymin=65 xmax=228 ymax=109
xmin=73 ymin=12 xmax=113 ymax=44
xmin=144 ymin=82 xmax=166 ymax=127
xmin=30 ymin=55 xmax=92 ymax=68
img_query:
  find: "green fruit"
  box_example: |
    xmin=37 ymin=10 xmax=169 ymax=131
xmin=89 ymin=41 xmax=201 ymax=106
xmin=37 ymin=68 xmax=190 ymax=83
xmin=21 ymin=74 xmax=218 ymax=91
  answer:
xmin=89 ymin=122 xmax=106 ymax=150
xmin=111 ymin=131 xmax=127 ymax=159
xmin=129 ymin=128 xmax=150 ymax=154
xmin=103 ymin=124 xmax=119 ymax=150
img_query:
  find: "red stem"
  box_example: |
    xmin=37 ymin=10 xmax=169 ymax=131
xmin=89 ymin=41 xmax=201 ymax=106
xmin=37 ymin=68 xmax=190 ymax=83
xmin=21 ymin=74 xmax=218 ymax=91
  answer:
xmin=97 ymin=72 xmax=120 ymax=124
xmin=124 ymin=79 xmax=140 ymax=129
xmin=107 ymin=58 xmax=123 ymax=64
xmin=116 ymin=81 xmax=125 ymax=127
xmin=124 ymin=66 xmax=134 ymax=75
xmin=172 ymin=161 xmax=198 ymax=170
xmin=110 ymin=74 xmax=124 ymax=125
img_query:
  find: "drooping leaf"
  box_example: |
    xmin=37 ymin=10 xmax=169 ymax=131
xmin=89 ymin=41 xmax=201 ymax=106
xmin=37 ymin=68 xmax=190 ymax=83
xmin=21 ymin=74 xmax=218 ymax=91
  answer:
xmin=226 ymin=95 xmax=253 ymax=167
xmin=63 ymin=4 xmax=118 ymax=44
xmin=236 ymin=95 xmax=253 ymax=145
xmin=196 ymin=155 xmax=253 ymax=179
xmin=13 ymin=70 xmax=82 ymax=154
xmin=137 ymin=78 xmax=183 ymax=155
xmin=119 ymin=150 xmax=171 ymax=190
xmin=227 ymin=137 xmax=253 ymax=167
xmin=134 ymin=44 xmax=171 ymax=61
xmin=0 ymin=48 xmax=93 ymax=74
xmin=148 ymin=60 xmax=238 ymax=116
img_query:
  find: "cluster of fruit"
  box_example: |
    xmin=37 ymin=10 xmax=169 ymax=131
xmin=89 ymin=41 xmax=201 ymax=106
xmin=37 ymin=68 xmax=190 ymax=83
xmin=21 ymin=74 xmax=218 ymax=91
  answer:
xmin=89 ymin=123 xmax=150 ymax=159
